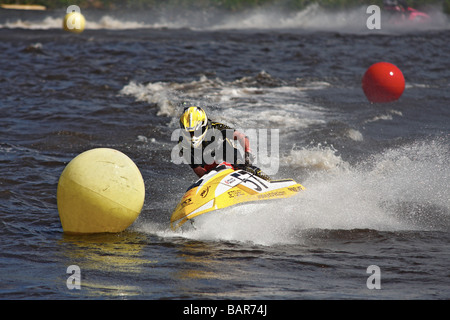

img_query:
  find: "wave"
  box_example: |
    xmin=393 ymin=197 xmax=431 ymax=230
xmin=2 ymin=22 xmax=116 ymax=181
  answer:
xmin=0 ymin=15 xmax=154 ymax=30
xmin=119 ymin=72 xmax=328 ymax=130
xmin=136 ymin=139 xmax=450 ymax=245
xmin=1 ymin=4 xmax=448 ymax=32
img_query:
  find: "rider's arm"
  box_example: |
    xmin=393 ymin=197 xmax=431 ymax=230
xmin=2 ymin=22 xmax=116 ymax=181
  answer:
xmin=232 ymin=130 xmax=251 ymax=154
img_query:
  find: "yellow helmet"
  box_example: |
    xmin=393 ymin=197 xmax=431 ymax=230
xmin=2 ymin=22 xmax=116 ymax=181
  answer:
xmin=179 ymin=106 xmax=208 ymax=148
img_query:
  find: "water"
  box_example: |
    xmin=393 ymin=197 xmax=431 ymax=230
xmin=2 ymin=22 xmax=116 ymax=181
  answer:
xmin=0 ymin=5 xmax=449 ymax=301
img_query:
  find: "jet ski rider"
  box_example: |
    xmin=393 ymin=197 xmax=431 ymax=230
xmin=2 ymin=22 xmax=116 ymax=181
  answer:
xmin=383 ymin=0 xmax=409 ymax=14
xmin=178 ymin=105 xmax=271 ymax=181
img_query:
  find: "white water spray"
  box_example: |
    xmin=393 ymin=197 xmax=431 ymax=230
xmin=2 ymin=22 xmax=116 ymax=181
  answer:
xmin=137 ymin=140 xmax=449 ymax=245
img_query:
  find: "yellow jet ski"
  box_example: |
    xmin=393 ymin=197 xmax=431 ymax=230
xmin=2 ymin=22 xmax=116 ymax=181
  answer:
xmin=170 ymin=163 xmax=305 ymax=230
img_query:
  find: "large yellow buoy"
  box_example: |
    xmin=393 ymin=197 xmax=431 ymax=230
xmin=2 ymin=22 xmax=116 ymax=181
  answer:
xmin=57 ymin=148 xmax=145 ymax=234
xmin=63 ymin=11 xmax=86 ymax=33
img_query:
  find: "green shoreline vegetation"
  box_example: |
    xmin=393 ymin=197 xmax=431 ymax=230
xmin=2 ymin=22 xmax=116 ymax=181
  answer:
xmin=1 ymin=0 xmax=449 ymax=13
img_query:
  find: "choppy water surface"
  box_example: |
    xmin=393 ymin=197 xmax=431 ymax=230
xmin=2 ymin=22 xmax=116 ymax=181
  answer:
xmin=0 ymin=5 xmax=449 ymax=300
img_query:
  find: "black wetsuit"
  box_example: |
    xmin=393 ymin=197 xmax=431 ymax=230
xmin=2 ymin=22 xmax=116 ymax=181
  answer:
xmin=178 ymin=120 xmax=244 ymax=171
xmin=177 ymin=120 xmax=270 ymax=180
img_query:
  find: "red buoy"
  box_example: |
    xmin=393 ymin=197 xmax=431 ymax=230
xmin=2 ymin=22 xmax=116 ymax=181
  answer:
xmin=362 ymin=62 xmax=405 ymax=103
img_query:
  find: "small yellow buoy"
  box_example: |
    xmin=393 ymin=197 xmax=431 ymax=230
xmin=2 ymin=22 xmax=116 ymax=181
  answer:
xmin=57 ymin=148 xmax=145 ymax=234
xmin=63 ymin=11 xmax=86 ymax=34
